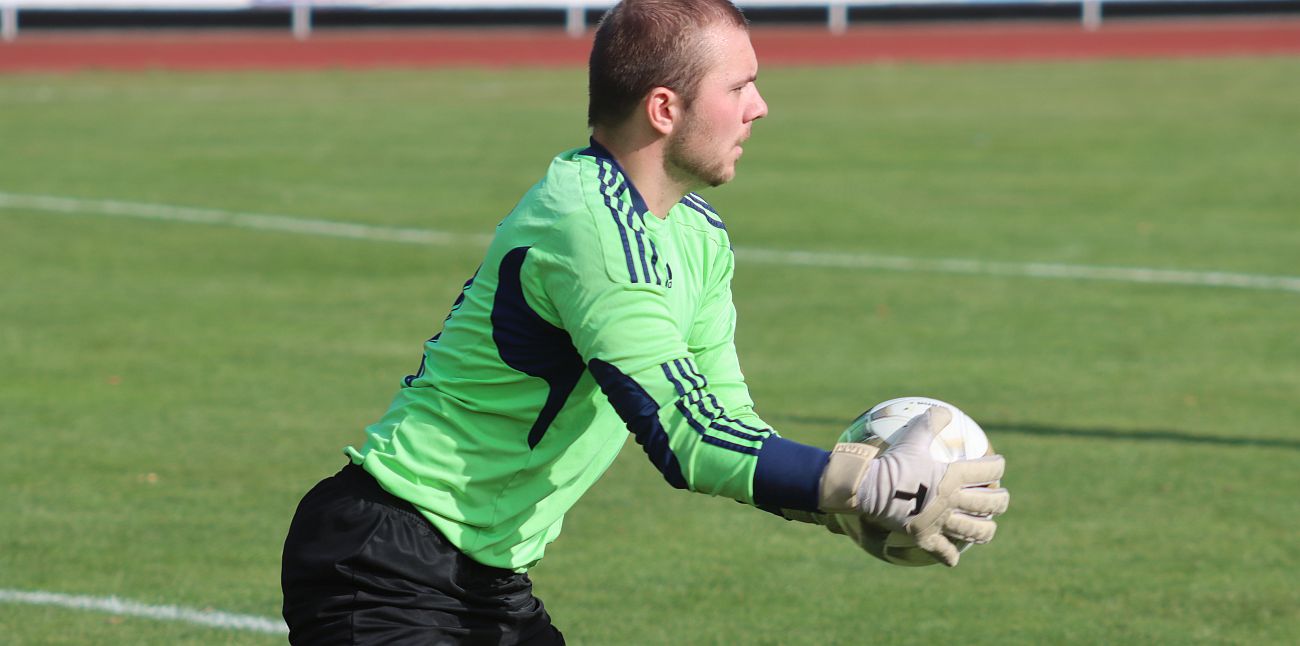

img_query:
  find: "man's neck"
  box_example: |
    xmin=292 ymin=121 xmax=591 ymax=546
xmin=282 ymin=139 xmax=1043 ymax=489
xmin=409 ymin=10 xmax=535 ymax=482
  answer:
xmin=590 ymin=129 xmax=690 ymax=219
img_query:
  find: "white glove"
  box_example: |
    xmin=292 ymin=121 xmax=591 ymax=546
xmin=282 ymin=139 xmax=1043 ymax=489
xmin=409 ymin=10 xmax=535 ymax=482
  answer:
xmin=817 ymin=407 xmax=1009 ymax=566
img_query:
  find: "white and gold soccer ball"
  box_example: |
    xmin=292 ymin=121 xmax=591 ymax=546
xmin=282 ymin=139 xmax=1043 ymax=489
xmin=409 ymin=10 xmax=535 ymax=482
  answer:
xmin=831 ymin=396 xmax=993 ymax=567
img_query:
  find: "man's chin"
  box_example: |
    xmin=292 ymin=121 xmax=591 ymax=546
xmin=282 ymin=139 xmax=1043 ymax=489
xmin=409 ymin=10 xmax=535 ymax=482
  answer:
xmin=667 ymin=156 xmax=735 ymax=190
xmin=709 ymin=166 xmax=737 ymax=187
xmin=699 ymin=160 xmax=738 ymax=188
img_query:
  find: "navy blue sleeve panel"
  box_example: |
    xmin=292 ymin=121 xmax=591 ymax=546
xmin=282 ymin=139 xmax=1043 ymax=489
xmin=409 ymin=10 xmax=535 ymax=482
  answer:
xmin=752 ymin=437 xmax=830 ymax=512
xmin=589 ymin=357 xmax=829 ymax=511
xmin=587 ymin=358 xmax=688 ymax=489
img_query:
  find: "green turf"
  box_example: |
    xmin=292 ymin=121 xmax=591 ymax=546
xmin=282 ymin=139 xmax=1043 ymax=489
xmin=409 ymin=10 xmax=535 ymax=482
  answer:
xmin=2 ymin=56 xmax=1297 ymax=644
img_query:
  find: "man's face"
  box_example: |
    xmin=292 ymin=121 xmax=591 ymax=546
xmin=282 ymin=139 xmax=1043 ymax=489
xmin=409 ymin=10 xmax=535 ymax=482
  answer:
xmin=665 ymin=24 xmax=768 ymax=189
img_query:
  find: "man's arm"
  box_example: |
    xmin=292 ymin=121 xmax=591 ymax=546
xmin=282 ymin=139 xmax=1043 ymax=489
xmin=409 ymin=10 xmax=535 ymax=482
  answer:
xmin=528 ymin=203 xmax=828 ymax=512
xmin=528 ymin=194 xmax=1007 ymax=564
xmin=680 ymin=236 xmax=818 ymax=516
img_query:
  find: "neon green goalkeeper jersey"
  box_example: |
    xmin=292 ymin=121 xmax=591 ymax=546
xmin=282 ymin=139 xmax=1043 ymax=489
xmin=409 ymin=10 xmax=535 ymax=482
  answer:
xmin=346 ymin=140 xmax=829 ymax=571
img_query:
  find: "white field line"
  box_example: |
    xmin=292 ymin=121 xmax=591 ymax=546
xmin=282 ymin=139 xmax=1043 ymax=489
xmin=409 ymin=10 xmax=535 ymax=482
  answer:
xmin=0 ymin=191 xmax=493 ymax=247
xmin=0 ymin=588 xmax=288 ymax=635
xmin=735 ymin=247 xmax=1300 ymax=293
xmin=3 ymin=191 xmax=1298 ymax=294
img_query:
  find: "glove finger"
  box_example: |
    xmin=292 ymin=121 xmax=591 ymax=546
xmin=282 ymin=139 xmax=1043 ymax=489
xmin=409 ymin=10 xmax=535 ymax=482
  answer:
xmin=893 ymin=407 xmax=953 ymax=447
xmin=953 ymin=486 xmax=1010 ymax=517
xmin=914 ymin=531 xmax=961 ymax=567
xmin=946 ymin=454 xmax=1005 ymax=487
xmin=943 ymin=513 xmax=998 ymax=544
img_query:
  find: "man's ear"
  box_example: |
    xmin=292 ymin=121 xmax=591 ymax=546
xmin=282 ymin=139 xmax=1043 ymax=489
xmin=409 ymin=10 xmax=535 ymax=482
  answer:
xmin=644 ymin=86 xmax=681 ymax=136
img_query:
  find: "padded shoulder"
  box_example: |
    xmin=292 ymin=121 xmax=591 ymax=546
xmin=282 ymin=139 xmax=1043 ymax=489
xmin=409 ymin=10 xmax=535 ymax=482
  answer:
xmin=559 ymin=152 xmax=673 ymax=288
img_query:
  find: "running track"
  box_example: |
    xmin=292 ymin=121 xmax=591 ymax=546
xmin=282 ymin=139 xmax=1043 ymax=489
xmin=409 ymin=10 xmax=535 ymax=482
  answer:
xmin=1 ymin=18 xmax=1299 ymax=71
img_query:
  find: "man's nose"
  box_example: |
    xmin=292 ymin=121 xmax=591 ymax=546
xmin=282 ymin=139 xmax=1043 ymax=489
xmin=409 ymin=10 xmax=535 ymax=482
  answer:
xmin=749 ymin=87 xmax=769 ymax=121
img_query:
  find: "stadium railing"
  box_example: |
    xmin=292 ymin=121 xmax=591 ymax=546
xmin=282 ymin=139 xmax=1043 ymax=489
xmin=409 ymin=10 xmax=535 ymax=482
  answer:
xmin=0 ymin=0 xmax=1267 ymax=42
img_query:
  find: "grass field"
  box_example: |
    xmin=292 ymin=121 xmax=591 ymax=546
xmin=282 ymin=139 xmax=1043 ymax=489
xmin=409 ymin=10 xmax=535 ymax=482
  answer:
xmin=2 ymin=56 xmax=1298 ymax=644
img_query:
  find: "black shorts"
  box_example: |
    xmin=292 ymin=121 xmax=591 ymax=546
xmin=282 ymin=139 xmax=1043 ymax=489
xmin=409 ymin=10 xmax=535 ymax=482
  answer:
xmin=281 ymin=463 xmax=564 ymax=645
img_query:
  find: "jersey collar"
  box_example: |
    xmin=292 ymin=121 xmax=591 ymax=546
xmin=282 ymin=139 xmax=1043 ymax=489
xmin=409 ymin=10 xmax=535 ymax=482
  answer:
xmin=580 ymin=137 xmax=652 ymax=219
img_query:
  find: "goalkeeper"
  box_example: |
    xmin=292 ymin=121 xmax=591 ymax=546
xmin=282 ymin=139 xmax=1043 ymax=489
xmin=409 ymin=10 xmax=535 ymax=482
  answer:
xmin=281 ymin=1 xmax=1009 ymax=643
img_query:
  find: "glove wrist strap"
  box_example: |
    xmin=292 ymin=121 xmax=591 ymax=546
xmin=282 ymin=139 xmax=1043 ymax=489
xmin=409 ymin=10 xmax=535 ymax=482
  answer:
xmin=818 ymin=442 xmax=881 ymax=513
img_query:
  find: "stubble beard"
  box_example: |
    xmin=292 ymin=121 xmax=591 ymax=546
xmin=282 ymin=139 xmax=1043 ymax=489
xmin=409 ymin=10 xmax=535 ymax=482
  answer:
xmin=665 ymin=114 xmax=735 ymax=190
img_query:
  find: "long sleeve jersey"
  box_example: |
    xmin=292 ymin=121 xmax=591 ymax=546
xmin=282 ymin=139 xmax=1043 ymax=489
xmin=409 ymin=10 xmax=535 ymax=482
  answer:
xmin=346 ymin=140 xmax=830 ymax=571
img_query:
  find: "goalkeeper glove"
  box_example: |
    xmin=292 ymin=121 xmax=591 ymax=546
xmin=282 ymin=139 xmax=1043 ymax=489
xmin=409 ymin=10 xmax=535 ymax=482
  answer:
xmin=797 ymin=407 xmax=1010 ymax=567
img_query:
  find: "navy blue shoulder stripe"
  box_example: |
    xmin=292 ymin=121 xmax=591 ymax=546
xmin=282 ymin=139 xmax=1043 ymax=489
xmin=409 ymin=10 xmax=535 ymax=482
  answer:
xmin=684 ymin=192 xmax=719 ymax=214
xmin=681 ymin=193 xmax=726 ymax=230
xmin=582 ymin=137 xmax=654 ymax=219
xmin=595 ymin=160 xmax=668 ymax=287
xmin=596 ymin=161 xmax=642 ymax=284
xmin=646 ymin=237 xmax=663 ymax=285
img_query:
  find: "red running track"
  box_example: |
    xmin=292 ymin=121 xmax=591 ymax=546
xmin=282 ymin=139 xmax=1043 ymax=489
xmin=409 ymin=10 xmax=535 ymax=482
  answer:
xmin=1 ymin=18 xmax=1298 ymax=72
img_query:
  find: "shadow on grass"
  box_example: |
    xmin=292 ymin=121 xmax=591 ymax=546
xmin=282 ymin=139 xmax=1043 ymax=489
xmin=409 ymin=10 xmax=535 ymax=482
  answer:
xmin=765 ymin=414 xmax=1300 ymax=451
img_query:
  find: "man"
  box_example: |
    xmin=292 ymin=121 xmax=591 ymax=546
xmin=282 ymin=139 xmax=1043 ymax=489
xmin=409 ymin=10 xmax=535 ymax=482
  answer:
xmin=282 ymin=1 xmax=1009 ymax=643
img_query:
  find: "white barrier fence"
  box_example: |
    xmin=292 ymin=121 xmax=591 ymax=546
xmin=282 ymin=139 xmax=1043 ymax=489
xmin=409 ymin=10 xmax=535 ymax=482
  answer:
xmin=2 ymin=0 xmax=1185 ymax=42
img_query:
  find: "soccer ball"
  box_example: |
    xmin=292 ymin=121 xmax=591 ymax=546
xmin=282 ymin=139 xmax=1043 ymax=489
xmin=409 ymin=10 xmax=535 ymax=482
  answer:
xmin=830 ymin=396 xmax=993 ymax=567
